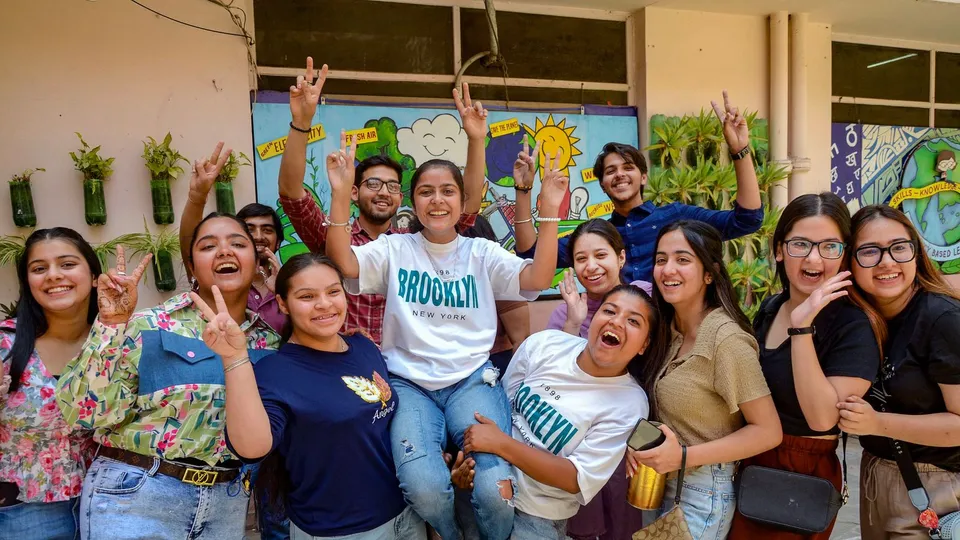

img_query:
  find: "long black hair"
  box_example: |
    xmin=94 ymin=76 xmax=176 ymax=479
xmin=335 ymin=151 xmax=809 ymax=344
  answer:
xmin=653 ymin=220 xmax=752 ymax=335
xmin=255 ymin=252 xmax=346 ymax=515
xmin=4 ymin=228 xmax=101 ymax=393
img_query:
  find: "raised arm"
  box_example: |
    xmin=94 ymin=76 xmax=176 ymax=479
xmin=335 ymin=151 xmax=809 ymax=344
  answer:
xmin=711 ymin=90 xmax=761 ymax=211
xmin=518 ymin=151 xmax=568 ymax=291
xmin=324 ymin=131 xmax=361 ymax=278
xmin=279 ymin=57 xmax=329 ymax=201
xmin=56 ymin=248 xmax=152 ymax=430
xmin=180 ymin=143 xmax=231 ymax=269
xmin=454 ymin=82 xmax=487 ymax=217
xmin=512 ymin=140 xmax=539 ymax=253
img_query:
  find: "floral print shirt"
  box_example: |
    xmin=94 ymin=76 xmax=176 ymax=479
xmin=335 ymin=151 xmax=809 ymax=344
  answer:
xmin=56 ymin=293 xmax=279 ymax=466
xmin=0 ymin=319 xmax=95 ymax=503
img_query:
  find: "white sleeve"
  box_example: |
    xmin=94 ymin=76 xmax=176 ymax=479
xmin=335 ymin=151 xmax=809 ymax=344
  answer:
xmin=567 ymin=391 xmax=649 ymax=505
xmin=501 ymin=334 xmax=537 ymax=400
xmin=348 ymin=236 xmax=393 ymax=295
xmin=479 ymin=239 xmax=539 ymax=301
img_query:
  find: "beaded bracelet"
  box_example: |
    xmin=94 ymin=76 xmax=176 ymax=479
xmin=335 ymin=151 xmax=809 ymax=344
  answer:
xmin=538 ymin=217 xmax=562 ymax=222
xmin=289 ymin=121 xmax=311 ymax=134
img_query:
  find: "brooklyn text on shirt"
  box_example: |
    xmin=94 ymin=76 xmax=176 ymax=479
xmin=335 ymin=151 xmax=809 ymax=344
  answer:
xmin=396 ymin=269 xmax=481 ymax=319
xmin=513 ymin=382 xmax=580 ymax=455
xmin=537 ymin=383 xmax=564 ymax=401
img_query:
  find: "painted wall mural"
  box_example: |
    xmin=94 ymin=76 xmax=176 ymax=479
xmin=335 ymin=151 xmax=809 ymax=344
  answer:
xmin=252 ymin=98 xmax=639 ymax=274
xmin=832 ymin=123 xmax=960 ymax=274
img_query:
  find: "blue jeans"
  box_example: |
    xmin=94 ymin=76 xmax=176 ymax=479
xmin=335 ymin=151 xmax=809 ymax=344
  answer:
xmin=80 ymin=455 xmax=249 ymax=540
xmin=509 ymin=510 xmax=566 ymax=540
xmin=289 ymin=507 xmax=425 ymax=540
xmin=660 ymin=462 xmax=736 ymax=540
xmin=0 ymin=497 xmax=79 ymax=539
xmin=390 ymin=362 xmax=516 ymax=540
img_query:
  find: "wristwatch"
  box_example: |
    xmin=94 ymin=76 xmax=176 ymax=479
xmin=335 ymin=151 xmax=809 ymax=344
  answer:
xmin=730 ymin=145 xmax=751 ymax=161
xmin=787 ymin=326 xmax=816 ymax=336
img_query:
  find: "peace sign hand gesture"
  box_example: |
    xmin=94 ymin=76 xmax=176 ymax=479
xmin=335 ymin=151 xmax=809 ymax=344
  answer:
xmin=790 ymin=271 xmax=852 ymax=328
xmin=711 ymin=90 xmax=750 ymax=154
xmin=453 ymin=82 xmax=488 ymax=141
xmin=538 ymin=151 xmax=570 ymax=217
xmin=190 ymin=286 xmax=248 ymax=365
xmin=289 ymin=57 xmax=329 ymax=129
xmin=326 ymin=130 xmax=357 ymax=196
xmin=513 ymin=139 xmax=540 ymax=191
xmin=98 ymin=245 xmax=152 ymax=326
xmin=188 ymin=142 xmax=231 ymax=202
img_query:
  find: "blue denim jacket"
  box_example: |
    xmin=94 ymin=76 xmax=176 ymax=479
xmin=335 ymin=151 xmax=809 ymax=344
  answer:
xmin=518 ymin=201 xmax=763 ymax=283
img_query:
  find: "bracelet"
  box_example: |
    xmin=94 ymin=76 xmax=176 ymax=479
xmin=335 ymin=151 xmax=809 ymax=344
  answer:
xmin=289 ymin=121 xmax=311 ymax=134
xmin=538 ymin=217 xmax=562 ymax=223
xmin=787 ymin=326 xmax=816 ymax=336
xmin=323 ymin=217 xmax=350 ymax=228
xmin=514 ymin=218 xmax=533 ymax=225
xmin=730 ymin=145 xmax=751 ymax=161
xmin=223 ymin=356 xmax=250 ymax=373
xmin=515 ymin=185 xmax=532 ymax=193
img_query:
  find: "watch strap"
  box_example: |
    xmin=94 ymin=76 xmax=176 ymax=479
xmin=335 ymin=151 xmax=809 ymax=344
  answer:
xmin=730 ymin=145 xmax=751 ymax=161
xmin=787 ymin=326 xmax=816 ymax=336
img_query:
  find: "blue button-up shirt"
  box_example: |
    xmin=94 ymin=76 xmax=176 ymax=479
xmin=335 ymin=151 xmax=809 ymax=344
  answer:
xmin=520 ymin=201 xmax=764 ymax=283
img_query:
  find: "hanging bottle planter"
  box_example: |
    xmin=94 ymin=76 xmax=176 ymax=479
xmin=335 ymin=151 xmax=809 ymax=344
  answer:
xmin=83 ymin=178 xmax=107 ymax=226
xmin=214 ymin=151 xmax=251 ymax=215
xmin=151 ymin=249 xmax=177 ymax=292
xmin=8 ymin=168 xmax=42 ymax=228
xmin=142 ymin=133 xmax=186 ymax=225
xmin=70 ymin=133 xmax=114 ymax=227
xmin=215 ymin=180 xmax=236 ymax=214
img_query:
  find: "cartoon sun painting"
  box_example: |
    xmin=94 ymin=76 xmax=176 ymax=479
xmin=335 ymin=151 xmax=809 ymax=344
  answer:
xmin=523 ymin=115 xmax=582 ymax=219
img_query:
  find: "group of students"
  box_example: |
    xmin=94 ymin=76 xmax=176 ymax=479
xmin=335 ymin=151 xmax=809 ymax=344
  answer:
xmin=0 ymin=56 xmax=957 ymax=540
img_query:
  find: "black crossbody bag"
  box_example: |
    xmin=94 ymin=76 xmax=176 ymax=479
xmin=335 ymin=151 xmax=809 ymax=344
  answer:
xmin=734 ymin=434 xmax=848 ymax=534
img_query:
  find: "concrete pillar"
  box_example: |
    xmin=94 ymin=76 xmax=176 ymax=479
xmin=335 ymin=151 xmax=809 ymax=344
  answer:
xmin=770 ymin=11 xmax=792 ymax=208
xmin=789 ymin=13 xmax=813 ymax=199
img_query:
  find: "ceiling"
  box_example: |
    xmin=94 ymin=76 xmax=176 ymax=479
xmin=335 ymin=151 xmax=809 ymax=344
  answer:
xmin=515 ymin=0 xmax=960 ymax=46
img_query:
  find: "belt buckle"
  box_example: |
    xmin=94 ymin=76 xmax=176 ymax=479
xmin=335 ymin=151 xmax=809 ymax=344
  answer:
xmin=183 ymin=468 xmax=218 ymax=486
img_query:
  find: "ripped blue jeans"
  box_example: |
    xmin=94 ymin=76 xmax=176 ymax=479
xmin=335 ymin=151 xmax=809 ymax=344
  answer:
xmin=390 ymin=361 xmax=516 ymax=540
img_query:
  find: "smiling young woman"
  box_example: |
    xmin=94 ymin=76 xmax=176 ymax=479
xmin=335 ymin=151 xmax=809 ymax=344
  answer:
xmin=56 ymin=213 xmax=279 ymax=540
xmin=0 ymin=228 xmax=101 ymax=540
xmin=839 ymin=205 xmax=960 ymax=539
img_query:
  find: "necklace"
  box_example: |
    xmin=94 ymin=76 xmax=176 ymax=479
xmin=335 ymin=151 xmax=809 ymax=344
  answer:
xmin=289 ymin=335 xmax=346 ymax=352
xmin=419 ymin=234 xmax=461 ymax=283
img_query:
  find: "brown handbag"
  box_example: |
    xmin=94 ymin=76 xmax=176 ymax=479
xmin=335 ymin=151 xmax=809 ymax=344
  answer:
xmin=633 ymin=446 xmax=693 ymax=540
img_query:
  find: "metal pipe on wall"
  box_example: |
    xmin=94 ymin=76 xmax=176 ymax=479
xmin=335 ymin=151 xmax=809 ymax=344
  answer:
xmin=770 ymin=11 xmax=792 ymax=208
xmin=790 ymin=12 xmax=813 ymax=197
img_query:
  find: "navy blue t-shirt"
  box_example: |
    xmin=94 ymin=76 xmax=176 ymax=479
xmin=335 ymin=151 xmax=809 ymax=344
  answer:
xmin=243 ymin=334 xmax=406 ymax=536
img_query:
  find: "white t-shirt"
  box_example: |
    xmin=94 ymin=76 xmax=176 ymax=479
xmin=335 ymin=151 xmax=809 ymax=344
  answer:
xmin=502 ymin=330 xmax=648 ymax=520
xmin=351 ymin=232 xmax=538 ymax=391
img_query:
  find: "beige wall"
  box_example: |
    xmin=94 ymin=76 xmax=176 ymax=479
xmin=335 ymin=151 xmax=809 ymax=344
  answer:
xmin=0 ymin=0 xmax=256 ymax=309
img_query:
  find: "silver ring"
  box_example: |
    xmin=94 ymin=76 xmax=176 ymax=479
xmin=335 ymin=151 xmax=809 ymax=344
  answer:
xmin=116 ymin=271 xmax=126 ymax=277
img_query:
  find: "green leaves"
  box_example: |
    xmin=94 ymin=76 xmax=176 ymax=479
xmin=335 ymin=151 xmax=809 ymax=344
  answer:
xmin=142 ymin=133 xmax=187 ymax=182
xmin=0 ymin=235 xmax=26 ymax=267
xmin=70 ymin=132 xmax=115 ymax=181
xmin=216 ymin=151 xmax=252 ymax=183
xmin=9 ymin=167 xmax=45 ymax=185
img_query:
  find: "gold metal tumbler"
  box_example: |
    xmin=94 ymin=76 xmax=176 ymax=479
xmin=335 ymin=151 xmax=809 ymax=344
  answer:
xmin=627 ymin=463 xmax=667 ymax=510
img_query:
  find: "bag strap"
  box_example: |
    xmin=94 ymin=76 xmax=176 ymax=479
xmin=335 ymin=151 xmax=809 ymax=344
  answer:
xmin=673 ymin=445 xmax=687 ymax=505
xmin=841 ymin=433 xmax=849 ymax=504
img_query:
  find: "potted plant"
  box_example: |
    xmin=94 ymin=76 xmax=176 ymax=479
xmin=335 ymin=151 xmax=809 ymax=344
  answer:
xmin=214 ymin=151 xmax=251 ymax=215
xmin=123 ymin=219 xmax=181 ymax=292
xmin=9 ymin=168 xmax=44 ymax=228
xmin=69 ymin=133 xmax=115 ymax=225
xmin=143 ymin=133 xmax=187 ymax=225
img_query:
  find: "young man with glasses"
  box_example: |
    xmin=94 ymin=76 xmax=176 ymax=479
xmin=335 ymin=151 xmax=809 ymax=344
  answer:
xmin=278 ymin=57 xmax=485 ymax=346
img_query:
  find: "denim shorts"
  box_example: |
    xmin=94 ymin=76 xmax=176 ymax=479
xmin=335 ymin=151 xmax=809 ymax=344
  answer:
xmin=0 ymin=497 xmax=79 ymax=540
xmin=660 ymin=462 xmax=736 ymax=540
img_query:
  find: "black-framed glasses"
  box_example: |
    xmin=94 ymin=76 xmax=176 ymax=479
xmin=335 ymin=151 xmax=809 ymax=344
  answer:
xmin=784 ymin=238 xmax=845 ymax=260
xmin=362 ymin=178 xmax=402 ymax=194
xmin=854 ymin=240 xmax=917 ymax=268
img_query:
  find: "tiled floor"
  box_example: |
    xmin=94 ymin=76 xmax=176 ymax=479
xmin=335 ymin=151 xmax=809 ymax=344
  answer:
xmin=245 ymin=438 xmax=868 ymax=540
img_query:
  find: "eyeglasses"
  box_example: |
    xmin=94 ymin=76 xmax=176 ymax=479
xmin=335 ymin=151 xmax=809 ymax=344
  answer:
xmin=362 ymin=178 xmax=402 ymax=194
xmin=784 ymin=238 xmax=845 ymax=260
xmin=854 ymin=240 xmax=916 ymax=268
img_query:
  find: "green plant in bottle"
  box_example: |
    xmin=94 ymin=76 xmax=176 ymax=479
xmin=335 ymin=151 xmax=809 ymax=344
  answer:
xmin=69 ymin=132 xmax=114 ymax=226
xmin=8 ymin=168 xmax=44 ymax=228
xmin=214 ymin=151 xmax=251 ymax=215
xmin=122 ymin=218 xmax=182 ymax=292
xmin=143 ymin=133 xmax=187 ymax=225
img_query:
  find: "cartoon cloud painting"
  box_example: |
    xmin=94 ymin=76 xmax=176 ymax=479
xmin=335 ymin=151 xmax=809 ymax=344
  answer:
xmin=398 ymin=114 xmax=469 ymax=168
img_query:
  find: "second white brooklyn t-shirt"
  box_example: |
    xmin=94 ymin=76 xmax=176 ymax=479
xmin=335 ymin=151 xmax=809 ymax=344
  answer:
xmin=503 ymin=330 xmax=649 ymax=520
xmin=351 ymin=232 xmax=538 ymax=391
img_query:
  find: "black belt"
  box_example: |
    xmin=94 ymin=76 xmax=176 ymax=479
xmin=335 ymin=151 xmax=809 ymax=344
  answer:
xmin=98 ymin=446 xmax=240 ymax=486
